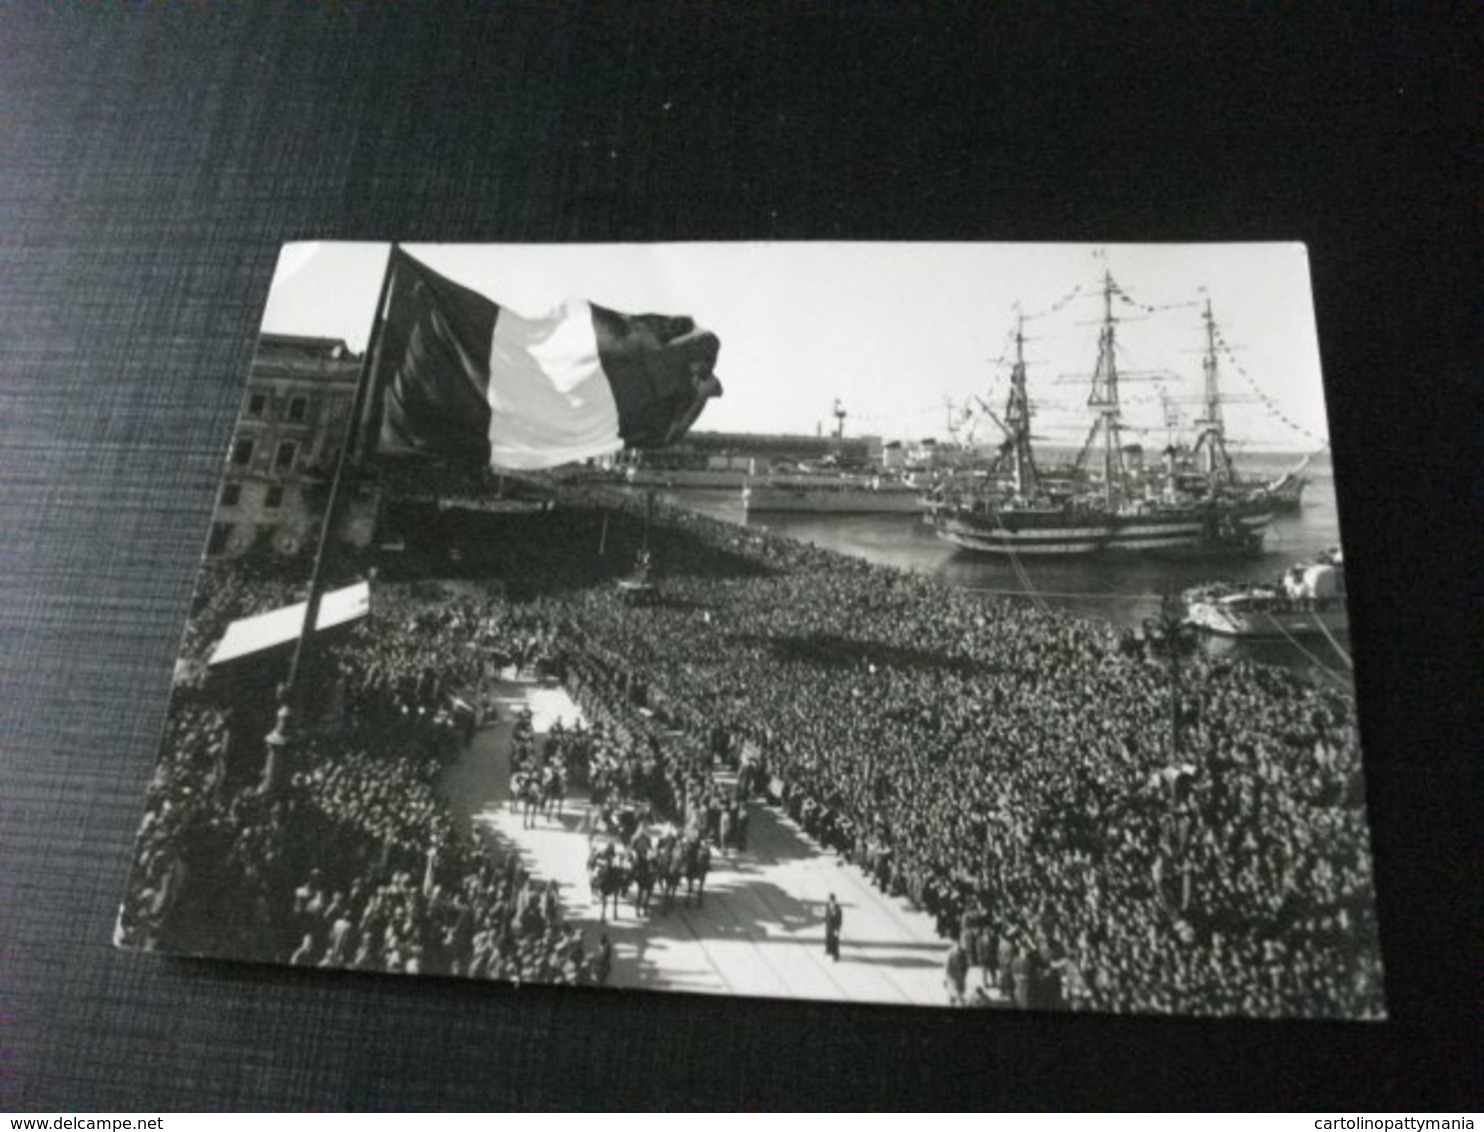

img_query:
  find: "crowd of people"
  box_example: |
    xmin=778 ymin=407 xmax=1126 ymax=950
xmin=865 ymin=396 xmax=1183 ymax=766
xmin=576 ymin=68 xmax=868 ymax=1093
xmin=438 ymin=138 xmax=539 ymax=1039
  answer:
xmin=118 ymin=573 xmax=594 ymax=987
xmin=122 ymin=485 xmax=1384 ymax=1018
xmin=542 ymin=497 xmax=1383 ymax=1019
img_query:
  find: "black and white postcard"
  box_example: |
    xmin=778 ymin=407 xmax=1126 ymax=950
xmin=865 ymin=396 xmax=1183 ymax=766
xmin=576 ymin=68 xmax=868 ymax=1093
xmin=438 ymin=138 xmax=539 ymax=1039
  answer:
xmin=118 ymin=241 xmax=1383 ymax=1019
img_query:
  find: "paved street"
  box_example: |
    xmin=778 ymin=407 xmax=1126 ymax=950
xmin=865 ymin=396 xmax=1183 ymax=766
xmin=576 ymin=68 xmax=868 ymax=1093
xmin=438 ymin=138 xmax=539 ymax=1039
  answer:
xmin=441 ymin=675 xmax=955 ymax=1007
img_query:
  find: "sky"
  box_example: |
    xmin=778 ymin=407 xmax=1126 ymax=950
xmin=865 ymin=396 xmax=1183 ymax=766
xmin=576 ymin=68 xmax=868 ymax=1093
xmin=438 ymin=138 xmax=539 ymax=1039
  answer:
xmin=260 ymin=241 xmax=1330 ymax=453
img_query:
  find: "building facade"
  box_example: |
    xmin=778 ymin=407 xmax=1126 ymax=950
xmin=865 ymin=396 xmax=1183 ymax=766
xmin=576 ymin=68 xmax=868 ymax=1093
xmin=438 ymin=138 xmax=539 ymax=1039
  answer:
xmin=207 ymin=334 xmax=376 ymax=558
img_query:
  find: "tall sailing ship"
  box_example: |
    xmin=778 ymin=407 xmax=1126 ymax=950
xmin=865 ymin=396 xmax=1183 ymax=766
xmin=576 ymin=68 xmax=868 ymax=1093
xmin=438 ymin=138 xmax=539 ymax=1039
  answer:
xmin=934 ymin=272 xmax=1275 ymax=557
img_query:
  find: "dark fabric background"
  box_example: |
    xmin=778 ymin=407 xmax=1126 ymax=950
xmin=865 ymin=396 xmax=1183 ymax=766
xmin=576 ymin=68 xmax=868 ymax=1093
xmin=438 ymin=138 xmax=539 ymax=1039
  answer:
xmin=2 ymin=4 xmax=1478 ymax=1111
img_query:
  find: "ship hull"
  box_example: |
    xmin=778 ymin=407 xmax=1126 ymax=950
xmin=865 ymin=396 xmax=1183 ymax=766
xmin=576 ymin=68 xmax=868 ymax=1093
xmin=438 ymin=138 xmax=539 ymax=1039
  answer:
xmin=935 ymin=503 xmax=1271 ymax=557
xmin=1184 ymin=601 xmax=1347 ymax=638
xmin=1184 ymin=548 xmax=1347 ymax=636
xmin=742 ymin=484 xmax=924 ymax=514
xmin=1264 ymin=479 xmax=1308 ymax=513
xmin=626 ymin=468 xmax=750 ymax=490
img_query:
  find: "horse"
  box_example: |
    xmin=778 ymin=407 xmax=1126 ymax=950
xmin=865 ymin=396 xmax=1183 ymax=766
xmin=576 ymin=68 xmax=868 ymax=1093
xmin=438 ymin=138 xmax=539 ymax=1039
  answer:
xmin=629 ymin=848 xmax=657 ymax=916
xmin=588 ymin=848 xmax=629 ymax=922
xmin=520 ymin=773 xmax=544 ymax=829
xmin=682 ymin=837 xmax=712 ymax=907
xmin=657 ymin=839 xmax=685 ymax=915
xmin=540 ymin=764 xmax=566 ymax=821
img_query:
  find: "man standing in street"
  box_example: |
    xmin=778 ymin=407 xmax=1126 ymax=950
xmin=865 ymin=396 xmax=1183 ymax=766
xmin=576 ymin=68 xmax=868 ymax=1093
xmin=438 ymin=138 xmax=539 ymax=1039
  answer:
xmin=824 ymin=893 xmax=843 ymax=962
xmin=945 ymin=940 xmax=969 ymax=1005
xmin=595 ymin=932 xmax=613 ymax=986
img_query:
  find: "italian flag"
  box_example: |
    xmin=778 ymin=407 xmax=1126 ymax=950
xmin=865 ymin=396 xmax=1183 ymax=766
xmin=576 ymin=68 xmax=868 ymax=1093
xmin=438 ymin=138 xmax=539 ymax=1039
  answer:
xmin=366 ymin=249 xmax=722 ymax=470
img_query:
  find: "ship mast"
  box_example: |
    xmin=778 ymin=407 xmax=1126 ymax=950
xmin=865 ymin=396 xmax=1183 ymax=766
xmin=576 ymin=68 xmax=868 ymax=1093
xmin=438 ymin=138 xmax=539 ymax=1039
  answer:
xmin=1004 ymin=312 xmax=1039 ymax=496
xmin=1078 ymin=270 xmax=1126 ymax=509
xmin=1192 ymin=296 xmax=1236 ymax=489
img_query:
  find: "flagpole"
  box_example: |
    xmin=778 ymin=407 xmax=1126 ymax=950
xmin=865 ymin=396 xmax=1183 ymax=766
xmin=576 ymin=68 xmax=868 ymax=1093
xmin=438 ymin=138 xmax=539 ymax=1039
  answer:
xmin=263 ymin=243 xmax=400 ymax=784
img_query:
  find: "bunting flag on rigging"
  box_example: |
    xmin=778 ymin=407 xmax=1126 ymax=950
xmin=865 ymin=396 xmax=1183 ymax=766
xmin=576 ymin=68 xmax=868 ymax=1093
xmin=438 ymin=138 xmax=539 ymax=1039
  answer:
xmin=365 ymin=248 xmax=723 ymax=470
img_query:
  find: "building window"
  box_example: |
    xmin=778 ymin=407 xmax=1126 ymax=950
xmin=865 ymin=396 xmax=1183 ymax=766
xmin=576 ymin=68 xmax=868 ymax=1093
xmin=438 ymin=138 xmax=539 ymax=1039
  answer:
xmin=264 ymin=485 xmax=285 ymax=509
xmin=220 ymin=482 xmax=242 ymax=507
xmin=274 ymin=440 xmax=297 ymax=470
xmin=231 ymin=438 xmax=255 ymax=466
xmin=207 ymin=523 xmax=233 ymax=556
xmin=287 ymin=395 xmax=308 ymax=423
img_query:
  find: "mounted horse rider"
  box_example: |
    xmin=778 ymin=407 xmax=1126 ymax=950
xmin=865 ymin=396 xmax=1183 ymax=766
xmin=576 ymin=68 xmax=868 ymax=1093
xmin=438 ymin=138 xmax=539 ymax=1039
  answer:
xmin=629 ymin=841 xmax=658 ymax=916
xmin=631 ymin=824 xmax=654 ymax=859
xmin=540 ymin=761 xmax=566 ymax=820
xmin=587 ymin=836 xmax=629 ymax=922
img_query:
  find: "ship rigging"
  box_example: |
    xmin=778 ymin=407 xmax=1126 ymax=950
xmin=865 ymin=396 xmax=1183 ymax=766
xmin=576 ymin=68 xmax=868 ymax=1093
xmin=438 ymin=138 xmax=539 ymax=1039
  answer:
xmin=933 ymin=271 xmax=1275 ymax=557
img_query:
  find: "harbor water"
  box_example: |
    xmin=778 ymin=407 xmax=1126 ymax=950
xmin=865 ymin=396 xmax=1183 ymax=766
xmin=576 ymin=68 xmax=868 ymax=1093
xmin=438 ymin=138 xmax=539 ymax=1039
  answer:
xmin=644 ymin=452 xmax=1353 ymax=685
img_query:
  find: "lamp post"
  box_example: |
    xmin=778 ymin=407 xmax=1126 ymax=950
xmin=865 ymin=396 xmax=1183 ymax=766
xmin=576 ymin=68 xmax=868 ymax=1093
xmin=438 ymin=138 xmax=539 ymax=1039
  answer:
xmin=1140 ymin=591 xmax=1202 ymax=761
xmin=260 ymin=701 xmax=292 ymax=795
xmin=260 ymin=248 xmax=398 ymax=797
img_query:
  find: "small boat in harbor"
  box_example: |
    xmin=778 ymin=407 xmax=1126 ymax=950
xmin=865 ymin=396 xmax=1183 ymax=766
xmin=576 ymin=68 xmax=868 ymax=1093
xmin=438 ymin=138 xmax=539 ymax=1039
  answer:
xmin=1261 ymin=454 xmax=1313 ymax=513
xmin=1183 ymin=547 xmax=1348 ymax=638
